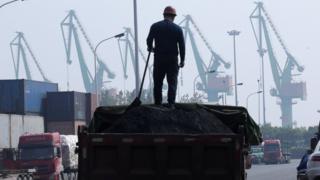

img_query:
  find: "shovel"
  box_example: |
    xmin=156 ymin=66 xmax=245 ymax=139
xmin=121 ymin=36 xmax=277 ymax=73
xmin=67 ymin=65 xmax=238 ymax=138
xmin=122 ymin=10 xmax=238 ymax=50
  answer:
xmin=127 ymin=51 xmax=152 ymax=110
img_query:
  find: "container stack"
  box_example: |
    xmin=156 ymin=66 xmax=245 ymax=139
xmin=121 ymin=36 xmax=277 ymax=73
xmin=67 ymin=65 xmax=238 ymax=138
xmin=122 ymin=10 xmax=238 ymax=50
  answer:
xmin=85 ymin=93 xmax=97 ymax=125
xmin=46 ymin=91 xmax=96 ymax=135
xmin=0 ymin=79 xmax=58 ymax=149
xmin=0 ymin=79 xmax=58 ymax=115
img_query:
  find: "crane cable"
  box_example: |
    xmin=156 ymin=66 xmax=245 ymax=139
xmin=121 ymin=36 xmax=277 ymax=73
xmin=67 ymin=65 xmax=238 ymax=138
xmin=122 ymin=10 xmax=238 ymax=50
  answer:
xmin=72 ymin=12 xmax=114 ymax=75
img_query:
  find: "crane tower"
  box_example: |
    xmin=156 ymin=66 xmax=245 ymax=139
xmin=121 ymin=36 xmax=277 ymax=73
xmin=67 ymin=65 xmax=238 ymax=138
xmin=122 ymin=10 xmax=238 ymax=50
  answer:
xmin=61 ymin=10 xmax=115 ymax=93
xmin=10 ymin=32 xmax=51 ymax=82
xmin=250 ymin=2 xmax=307 ymax=128
xmin=179 ymin=15 xmax=232 ymax=102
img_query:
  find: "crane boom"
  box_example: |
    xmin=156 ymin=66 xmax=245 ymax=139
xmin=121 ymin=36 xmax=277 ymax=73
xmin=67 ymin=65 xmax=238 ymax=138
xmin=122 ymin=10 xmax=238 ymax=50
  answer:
xmin=10 ymin=32 xmax=50 ymax=82
xmin=117 ymin=27 xmax=152 ymax=89
xmin=61 ymin=10 xmax=116 ymax=93
xmin=179 ymin=15 xmax=232 ymax=102
xmin=250 ymin=2 xmax=306 ymax=128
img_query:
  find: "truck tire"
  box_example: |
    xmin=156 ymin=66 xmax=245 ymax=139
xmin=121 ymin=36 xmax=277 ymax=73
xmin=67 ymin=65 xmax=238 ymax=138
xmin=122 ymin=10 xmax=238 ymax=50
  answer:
xmin=23 ymin=174 xmax=29 ymax=180
xmin=17 ymin=175 xmax=23 ymax=180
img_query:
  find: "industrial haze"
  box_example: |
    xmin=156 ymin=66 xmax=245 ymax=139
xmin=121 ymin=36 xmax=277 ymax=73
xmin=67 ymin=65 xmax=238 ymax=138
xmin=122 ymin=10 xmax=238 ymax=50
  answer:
xmin=0 ymin=0 xmax=319 ymax=127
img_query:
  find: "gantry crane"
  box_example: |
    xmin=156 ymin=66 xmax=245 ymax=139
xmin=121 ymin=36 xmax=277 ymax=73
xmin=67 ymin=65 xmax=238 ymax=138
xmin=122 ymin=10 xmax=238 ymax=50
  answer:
xmin=117 ymin=27 xmax=153 ymax=90
xmin=179 ymin=15 xmax=232 ymax=102
xmin=10 ymin=32 xmax=51 ymax=82
xmin=61 ymin=10 xmax=115 ymax=93
xmin=250 ymin=2 xmax=306 ymax=128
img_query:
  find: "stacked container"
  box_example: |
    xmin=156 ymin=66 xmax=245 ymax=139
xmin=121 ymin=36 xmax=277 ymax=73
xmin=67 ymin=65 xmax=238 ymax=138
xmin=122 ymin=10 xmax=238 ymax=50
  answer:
xmin=0 ymin=114 xmax=45 ymax=148
xmin=46 ymin=91 xmax=96 ymax=135
xmin=0 ymin=79 xmax=58 ymax=115
xmin=0 ymin=79 xmax=57 ymax=149
xmin=85 ymin=93 xmax=97 ymax=125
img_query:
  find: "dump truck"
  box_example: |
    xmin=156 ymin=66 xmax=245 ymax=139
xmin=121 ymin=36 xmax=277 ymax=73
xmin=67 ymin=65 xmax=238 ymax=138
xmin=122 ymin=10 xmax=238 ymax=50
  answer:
xmin=77 ymin=104 xmax=262 ymax=180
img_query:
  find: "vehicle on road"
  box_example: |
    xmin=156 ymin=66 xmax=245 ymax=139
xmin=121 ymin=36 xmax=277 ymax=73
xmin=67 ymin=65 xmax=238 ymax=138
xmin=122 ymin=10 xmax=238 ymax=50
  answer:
xmin=263 ymin=139 xmax=290 ymax=164
xmin=307 ymin=140 xmax=320 ymax=180
xmin=3 ymin=133 xmax=79 ymax=180
xmin=251 ymin=145 xmax=264 ymax=164
xmin=77 ymin=104 xmax=262 ymax=180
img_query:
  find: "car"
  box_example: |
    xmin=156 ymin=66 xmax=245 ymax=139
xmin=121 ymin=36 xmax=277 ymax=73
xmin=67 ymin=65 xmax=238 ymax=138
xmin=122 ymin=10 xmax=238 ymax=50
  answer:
xmin=251 ymin=146 xmax=264 ymax=164
xmin=307 ymin=141 xmax=320 ymax=180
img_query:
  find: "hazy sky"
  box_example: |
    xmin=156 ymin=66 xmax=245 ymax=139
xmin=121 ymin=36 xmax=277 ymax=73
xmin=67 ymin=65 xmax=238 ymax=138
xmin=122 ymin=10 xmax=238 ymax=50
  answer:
xmin=0 ymin=0 xmax=319 ymax=127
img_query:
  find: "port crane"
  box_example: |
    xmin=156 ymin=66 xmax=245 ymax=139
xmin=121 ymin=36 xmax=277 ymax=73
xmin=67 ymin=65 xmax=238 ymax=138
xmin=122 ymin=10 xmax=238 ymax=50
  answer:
xmin=117 ymin=27 xmax=153 ymax=90
xmin=10 ymin=32 xmax=51 ymax=82
xmin=179 ymin=15 xmax=232 ymax=102
xmin=61 ymin=10 xmax=115 ymax=93
xmin=250 ymin=2 xmax=306 ymax=128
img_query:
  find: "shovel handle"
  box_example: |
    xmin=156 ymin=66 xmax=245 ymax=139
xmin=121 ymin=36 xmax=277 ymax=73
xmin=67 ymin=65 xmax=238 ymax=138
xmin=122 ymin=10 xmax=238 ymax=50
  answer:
xmin=137 ymin=51 xmax=152 ymax=99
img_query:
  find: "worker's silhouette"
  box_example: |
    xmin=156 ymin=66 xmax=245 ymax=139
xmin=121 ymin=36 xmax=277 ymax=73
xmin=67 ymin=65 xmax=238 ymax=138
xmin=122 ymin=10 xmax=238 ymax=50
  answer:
xmin=147 ymin=6 xmax=185 ymax=109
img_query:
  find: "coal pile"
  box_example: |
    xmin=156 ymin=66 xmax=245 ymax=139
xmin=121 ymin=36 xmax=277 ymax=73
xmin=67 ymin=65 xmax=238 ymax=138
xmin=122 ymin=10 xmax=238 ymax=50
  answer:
xmin=103 ymin=104 xmax=233 ymax=134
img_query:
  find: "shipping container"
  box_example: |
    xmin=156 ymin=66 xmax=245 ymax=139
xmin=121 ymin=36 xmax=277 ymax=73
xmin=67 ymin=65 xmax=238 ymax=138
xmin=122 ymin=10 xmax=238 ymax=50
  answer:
xmin=0 ymin=114 xmax=44 ymax=149
xmin=0 ymin=79 xmax=58 ymax=115
xmin=0 ymin=114 xmax=10 ymax=148
xmin=85 ymin=93 xmax=97 ymax=124
xmin=46 ymin=120 xmax=85 ymax=135
xmin=46 ymin=91 xmax=87 ymax=122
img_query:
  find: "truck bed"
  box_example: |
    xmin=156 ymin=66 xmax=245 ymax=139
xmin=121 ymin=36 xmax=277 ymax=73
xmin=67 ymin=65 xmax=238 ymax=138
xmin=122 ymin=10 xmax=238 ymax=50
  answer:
xmin=78 ymin=133 xmax=244 ymax=180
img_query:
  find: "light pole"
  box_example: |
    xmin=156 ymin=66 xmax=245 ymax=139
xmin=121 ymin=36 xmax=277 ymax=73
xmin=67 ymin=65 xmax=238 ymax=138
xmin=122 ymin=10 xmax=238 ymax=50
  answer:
xmin=193 ymin=70 xmax=215 ymax=95
xmin=133 ymin=0 xmax=140 ymax=96
xmin=94 ymin=33 xmax=124 ymax=106
xmin=225 ymin=82 xmax=243 ymax=105
xmin=228 ymin=30 xmax=240 ymax=106
xmin=0 ymin=0 xmax=22 ymax=8
xmin=246 ymin=90 xmax=263 ymax=109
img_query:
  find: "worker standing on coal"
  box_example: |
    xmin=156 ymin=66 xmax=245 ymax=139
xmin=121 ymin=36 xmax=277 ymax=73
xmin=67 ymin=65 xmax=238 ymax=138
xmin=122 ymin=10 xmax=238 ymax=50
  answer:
xmin=147 ymin=6 xmax=185 ymax=108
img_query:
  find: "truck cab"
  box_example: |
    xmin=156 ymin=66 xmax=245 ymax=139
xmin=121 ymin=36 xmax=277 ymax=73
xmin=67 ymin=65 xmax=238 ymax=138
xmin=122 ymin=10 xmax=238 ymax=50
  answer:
xmin=263 ymin=139 xmax=283 ymax=164
xmin=18 ymin=133 xmax=62 ymax=180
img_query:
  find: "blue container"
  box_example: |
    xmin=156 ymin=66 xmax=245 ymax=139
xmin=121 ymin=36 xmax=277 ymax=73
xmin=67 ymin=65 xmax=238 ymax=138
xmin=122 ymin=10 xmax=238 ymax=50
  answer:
xmin=46 ymin=91 xmax=87 ymax=122
xmin=0 ymin=79 xmax=58 ymax=115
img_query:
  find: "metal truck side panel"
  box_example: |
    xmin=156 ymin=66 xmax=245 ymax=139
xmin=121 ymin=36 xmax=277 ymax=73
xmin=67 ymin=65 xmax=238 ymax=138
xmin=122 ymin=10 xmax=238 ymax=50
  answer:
xmin=0 ymin=114 xmax=10 ymax=148
xmin=78 ymin=134 xmax=243 ymax=180
xmin=23 ymin=115 xmax=45 ymax=134
xmin=47 ymin=121 xmax=85 ymax=135
xmin=24 ymin=80 xmax=58 ymax=115
xmin=10 ymin=115 xmax=24 ymax=148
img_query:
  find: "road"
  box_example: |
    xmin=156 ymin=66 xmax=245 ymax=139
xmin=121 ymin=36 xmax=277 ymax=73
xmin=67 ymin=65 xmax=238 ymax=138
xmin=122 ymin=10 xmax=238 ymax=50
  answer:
xmin=2 ymin=159 xmax=300 ymax=180
xmin=247 ymin=159 xmax=300 ymax=180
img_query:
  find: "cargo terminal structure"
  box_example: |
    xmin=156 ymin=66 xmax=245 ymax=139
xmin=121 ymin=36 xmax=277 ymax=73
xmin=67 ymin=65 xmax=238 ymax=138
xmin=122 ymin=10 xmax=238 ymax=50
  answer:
xmin=0 ymin=79 xmax=96 ymax=150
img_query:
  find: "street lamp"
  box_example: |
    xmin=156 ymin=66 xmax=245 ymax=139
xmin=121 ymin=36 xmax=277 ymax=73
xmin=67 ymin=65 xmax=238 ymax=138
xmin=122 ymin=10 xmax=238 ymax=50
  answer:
xmin=228 ymin=30 xmax=240 ymax=106
xmin=223 ymin=82 xmax=243 ymax=105
xmin=193 ymin=70 xmax=215 ymax=95
xmin=0 ymin=0 xmax=23 ymax=8
xmin=94 ymin=33 xmax=125 ymax=106
xmin=246 ymin=90 xmax=263 ymax=109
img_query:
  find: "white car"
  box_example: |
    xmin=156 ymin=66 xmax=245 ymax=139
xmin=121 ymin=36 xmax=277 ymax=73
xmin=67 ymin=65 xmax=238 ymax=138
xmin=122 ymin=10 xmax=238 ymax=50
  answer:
xmin=307 ymin=141 xmax=320 ymax=180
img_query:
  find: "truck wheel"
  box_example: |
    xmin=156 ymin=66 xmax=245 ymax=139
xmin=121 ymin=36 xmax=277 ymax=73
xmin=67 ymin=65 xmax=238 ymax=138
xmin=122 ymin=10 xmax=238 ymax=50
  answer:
xmin=16 ymin=175 xmax=23 ymax=180
xmin=23 ymin=175 xmax=29 ymax=180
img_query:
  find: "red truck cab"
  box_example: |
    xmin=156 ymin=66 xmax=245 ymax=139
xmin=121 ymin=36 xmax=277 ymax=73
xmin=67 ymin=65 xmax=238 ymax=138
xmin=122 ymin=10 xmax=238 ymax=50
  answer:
xmin=18 ymin=133 xmax=62 ymax=180
xmin=263 ymin=139 xmax=283 ymax=164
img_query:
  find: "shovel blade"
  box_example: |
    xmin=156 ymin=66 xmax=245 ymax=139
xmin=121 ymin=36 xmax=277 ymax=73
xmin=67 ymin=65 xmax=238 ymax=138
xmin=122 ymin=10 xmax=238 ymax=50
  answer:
xmin=127 ymin=98 xmax=141 ymax=111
